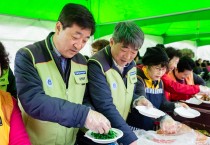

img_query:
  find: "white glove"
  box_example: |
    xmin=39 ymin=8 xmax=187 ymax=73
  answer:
xmin=133 ymin=96 xmax=153 ymax=108
xmin=160 ymin=115 xmax=180 ymax=134
xmin=175 ymin=102 xmax=188 ymax=108
xmin=84 ymin=109 xmax=111 ymax=134
xmin=199 ymin=85 xmax=210 ymax=95
xmin=129 ymin=140 xmax=138 ymax=145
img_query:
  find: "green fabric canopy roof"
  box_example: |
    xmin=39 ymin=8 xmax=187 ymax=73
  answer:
xmin=1 ymin=0 xmax=210 ymax=46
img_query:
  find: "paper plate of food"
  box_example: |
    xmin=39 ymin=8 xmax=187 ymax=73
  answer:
xmin=84 ymin=128 xmax=123 ymax=144
xmin=135 ymin=106 xmax=165 ymax=119
xmin=174 ymin=107 xmax=200 ymax=118
xmin=195 ymin=94 xmax=210 ymax=104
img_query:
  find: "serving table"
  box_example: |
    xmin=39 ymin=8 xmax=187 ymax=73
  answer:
xmin=170 ymin=102 xmax=210 ymax=133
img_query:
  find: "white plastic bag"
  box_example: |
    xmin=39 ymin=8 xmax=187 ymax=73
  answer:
xmin=134 ymin=129 xmax=196 ymax=145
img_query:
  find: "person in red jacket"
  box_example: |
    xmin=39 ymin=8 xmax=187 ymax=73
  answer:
xmin=167 ymin=56 xmax=202 ymax=101
xmin=0 ymin=90 xmax=31 ymax=145
xmin=160 ymin=46 xmax=210 ymax=101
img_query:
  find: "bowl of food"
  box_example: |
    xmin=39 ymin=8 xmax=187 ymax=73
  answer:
xmin=84 ymin=128 xmax=123 ymax=144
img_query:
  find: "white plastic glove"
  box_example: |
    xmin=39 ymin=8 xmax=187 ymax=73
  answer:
xmin=160 ymin=115 xmax=180 ymax=134
xmin=175 ymin=102 xmax=189 ymax=108
xmin=199 ymin=85 xmax=210 ymax=95
xmin=84 ymin=109 xmax=111 ymax=134
xmin=129 ymin=140 xmax=138 ymax=145
xmin=133 ymin=96 xmax=153 ymax=108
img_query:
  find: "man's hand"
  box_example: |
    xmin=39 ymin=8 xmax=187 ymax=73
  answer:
xmin=199 ymin=85 xmax=210 ymax=95
xmin=175 ymin=102 xmax=189 ymax=108
xmin=134 ymin=96 xmax=153 ymax=108
xmin=130 ymin=140 xmax=138 ymax=145
xmin=84 ymin=110 xmax=111 ymax=134
xmin=160 ymin=115 xmax=180 ymax=134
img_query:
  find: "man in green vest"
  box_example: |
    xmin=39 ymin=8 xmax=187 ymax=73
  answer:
xmin=86 ymin=22 xmax=152 ymax=145
xmin=14 ymin=3 xmax=111 ymax=145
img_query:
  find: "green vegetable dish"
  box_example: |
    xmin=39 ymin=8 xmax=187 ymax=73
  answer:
xmin=91 ymin=130 xmax=117 ymax=139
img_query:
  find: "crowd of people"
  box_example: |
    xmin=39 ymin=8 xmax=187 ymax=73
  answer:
xmin=0 ymin=3 xmax=210 ymax=145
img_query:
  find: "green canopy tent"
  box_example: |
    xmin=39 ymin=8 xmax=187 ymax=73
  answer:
xmin=1 ymin=0 xmax=210 ymax=46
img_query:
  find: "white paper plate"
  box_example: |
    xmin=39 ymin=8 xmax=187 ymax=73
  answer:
xmin=174 ymin=107 xmax=200 ymax=118
xmin=202 ymin=100 xmax=210 ymax=104
xmin=195 ymin=94 xmax=210 ymax=104
xmin=135 ymin=106 xmax=165 ymax=119
xmin=185 ymin=97 xmax=202 ymax=105
xmin=84 ymin=128 xmax=123 ymax=144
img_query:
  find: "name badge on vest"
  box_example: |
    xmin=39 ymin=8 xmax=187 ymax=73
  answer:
xmin=129 ymin=71 xmax=137 ymax=83
xmin=130 ymin=71 xmax=136 ymax=76
xmin=74 ymin=71 xmax=88 ymax=84
xmin=74 ymin=71 xmax=86 ymax=75
xmin=0 ymin=116 xmax=2 ymax=126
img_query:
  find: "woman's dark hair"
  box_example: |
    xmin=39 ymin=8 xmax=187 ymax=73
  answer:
xmin=165 ymin=47 xmax=182 ymax=60
xmin=91 ymin=39 xmax=109 ymax=51
xmin=156 ymin=44 xmax=165 ymax=49
xmin=0 ymin=42 xmax=9 ymax=72
xmin=201 ymin=62 xmax=207 ymax=67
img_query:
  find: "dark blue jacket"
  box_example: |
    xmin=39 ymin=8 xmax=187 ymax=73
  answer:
xmin=86 ymin=46 xmax=143 ymax=145
xmin=14 ymin=32 xmax=89 ymax=128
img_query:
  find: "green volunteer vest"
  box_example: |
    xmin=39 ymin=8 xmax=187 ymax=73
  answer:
xmin=105 ymin=67 xmax=137 ymax=119
xmin=22 ymin=43 xmax=87 ymax=145
xmin=90 ymin=48 xmax=137 ymax=120
xmin=0 ymin=69 xmax=9 ymax=91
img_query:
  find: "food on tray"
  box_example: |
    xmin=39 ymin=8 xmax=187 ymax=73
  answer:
xmin=91 ymin=129 xmax=117 ymax=139
xmin=157 ymin=124 xmax=208 ymax=145
xmin=150 ymin=137 xmax=175 ymax=144
xmin=200 ymin=94 xmax=210 ymax=101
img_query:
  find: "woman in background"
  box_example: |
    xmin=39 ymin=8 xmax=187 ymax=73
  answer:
xmin=0 ymin=89 xmax=31 ymax=145
xmin=0 ymin=42 xmax=16 ymax=98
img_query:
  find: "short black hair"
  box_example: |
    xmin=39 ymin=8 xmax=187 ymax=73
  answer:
xmin=177 ymin=56 xmax=195 ymax=72
xmin=58 ymin=3 xmax=95 ymax=35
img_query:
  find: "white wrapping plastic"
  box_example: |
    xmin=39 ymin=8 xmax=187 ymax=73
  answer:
xmin=134 ymin=129 xmax=210 ymax=145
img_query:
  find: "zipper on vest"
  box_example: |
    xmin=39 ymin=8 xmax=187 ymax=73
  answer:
xmin=66 ymin=89 xmax=68 ymax=99
xmin=123 ymin=92 xmax=128 ymax=119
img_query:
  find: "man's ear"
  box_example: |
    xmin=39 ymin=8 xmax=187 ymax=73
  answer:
xmin=110 ymin=38 xmax=114 ymax=47
xmin=55 ymin=21 xmax=63 ymax=34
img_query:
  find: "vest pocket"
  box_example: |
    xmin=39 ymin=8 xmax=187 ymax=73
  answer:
xmin=129 ymin=75 xmax=137 ymax=84
xmin=74 ymin=73 xmax=88 ymax=85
